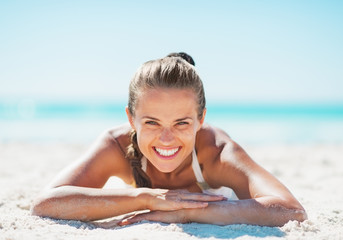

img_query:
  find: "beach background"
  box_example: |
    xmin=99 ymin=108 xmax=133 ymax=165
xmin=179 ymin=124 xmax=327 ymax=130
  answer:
xmin=1 ymin=1 xmax=343 ymax=239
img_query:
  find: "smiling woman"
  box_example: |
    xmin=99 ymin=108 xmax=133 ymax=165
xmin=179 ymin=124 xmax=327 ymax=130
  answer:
xmin=127 ymin=88 xmax=203 ymax=174
xmin=31 ymin=53 xmax=306 ymax=227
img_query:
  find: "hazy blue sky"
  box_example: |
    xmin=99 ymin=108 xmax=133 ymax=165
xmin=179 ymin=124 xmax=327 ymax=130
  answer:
xmin=1 ymin=0 xmax=342 ymax=104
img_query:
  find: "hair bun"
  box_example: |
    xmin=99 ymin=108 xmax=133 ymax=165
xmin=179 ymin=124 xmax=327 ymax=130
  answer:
xmin=166 ymin=52 xmax=195 ymax=66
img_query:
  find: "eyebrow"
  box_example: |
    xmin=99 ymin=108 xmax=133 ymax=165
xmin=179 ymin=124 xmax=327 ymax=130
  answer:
xmin=142 ymin=116 xmax=193 ymax=122
xmin=175 ymin=117 xmax=193 ymax=122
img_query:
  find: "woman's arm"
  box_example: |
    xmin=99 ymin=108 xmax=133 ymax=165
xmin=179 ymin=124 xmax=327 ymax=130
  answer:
xmin=191 ymin=197 xmax=306 ymax=226
xmin=31 ymin=186 xmax=147 ymax=221
xmin=201 ymin=129 xmax=307 ymax=225
xmin=31 ymin=186 xmax=224 ymax=221
xmin=120 ymin=128 xmax=307 ymax=226
xmin=121 ymin=196 xmax=306 ymax=226
xmin=31 ymin=127 xmax=224 ymax=221
xmin=31 ymin=128 xmax=139 ymax=220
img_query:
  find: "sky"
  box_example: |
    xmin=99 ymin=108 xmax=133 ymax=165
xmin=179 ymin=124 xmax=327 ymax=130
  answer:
xmin=0 ymin=0 xmax=342 ymax=104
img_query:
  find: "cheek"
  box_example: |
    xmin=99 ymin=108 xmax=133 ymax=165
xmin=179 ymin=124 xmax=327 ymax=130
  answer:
xmin=175 ymin=127 xmax=197 ymax=143
xmin=136 ymin=128 xmax=156 ymax=149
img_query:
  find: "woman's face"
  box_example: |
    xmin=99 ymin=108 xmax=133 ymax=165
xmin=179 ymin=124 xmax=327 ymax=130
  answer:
xmin=126 ymin=87 xmax=205 ymax=173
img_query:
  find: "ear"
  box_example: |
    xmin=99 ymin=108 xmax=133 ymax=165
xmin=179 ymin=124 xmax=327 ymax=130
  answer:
xmin=126 ymin=107 xmax=136 ymax=130
xmin=200 ymin=108 xmax=207 ymax=125
xmin=197 ymin=108 xmax=206 ymax=131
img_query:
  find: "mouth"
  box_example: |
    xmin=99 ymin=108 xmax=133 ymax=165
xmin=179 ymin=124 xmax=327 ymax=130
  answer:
xmin=153 ymin=146 xmax=181 ymax=159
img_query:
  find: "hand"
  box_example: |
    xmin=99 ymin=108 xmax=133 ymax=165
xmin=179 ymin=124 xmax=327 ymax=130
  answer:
xmin=143 ymin=188 xmax=225 ymax=212
xmin=118 ymin=209 xmax=189 ymax=226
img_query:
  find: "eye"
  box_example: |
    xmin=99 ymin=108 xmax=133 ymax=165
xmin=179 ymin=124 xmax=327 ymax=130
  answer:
xmin=176 ymin=121 xmax=189 ymax=126
xmin=145 ymin=120 xmax=158 ymax=125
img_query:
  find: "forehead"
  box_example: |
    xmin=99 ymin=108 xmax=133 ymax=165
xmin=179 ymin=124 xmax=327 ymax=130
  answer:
xmin=135 ymin=88 xmax=198 ymax=118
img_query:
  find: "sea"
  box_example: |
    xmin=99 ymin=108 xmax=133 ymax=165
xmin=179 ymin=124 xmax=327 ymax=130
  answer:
xmin=1 ymin=99 xmax=343 ymax=145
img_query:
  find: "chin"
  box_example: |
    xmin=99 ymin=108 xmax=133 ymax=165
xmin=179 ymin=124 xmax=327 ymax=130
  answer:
xmin=153 ymin=163 xmax=179 ymax=173
xmin=156 ymin=166 xmax=176 ymax=173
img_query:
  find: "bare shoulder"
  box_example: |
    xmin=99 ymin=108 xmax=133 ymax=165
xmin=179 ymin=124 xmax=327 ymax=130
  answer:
xmin=196 ymin=123 xmax=253 ymax=193
xmin=106 ymin=122 xmax=132 ymax=148
xmin=83 ymin=122 xmax=134 ymax=181
xmin=48 ymin=123 xmax=133 ymax=189
xmin=195 ymin=123 xmax=234 ymax=174
xmin=196 ymin=124 xmax=305 ymax=210
xmin=86 ymin=122 xmax=132 ymax=166
xmin=195 ymin=122 xmax=235 ymax=161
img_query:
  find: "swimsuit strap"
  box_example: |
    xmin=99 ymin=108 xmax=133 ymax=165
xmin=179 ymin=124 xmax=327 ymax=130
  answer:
xmin=191 ymin=149 xmax=211 ymax=190
xmin=191 ymin=150 xmax=205 ymax=182
xmin=141 ymin=156 xmax=147 ymax=172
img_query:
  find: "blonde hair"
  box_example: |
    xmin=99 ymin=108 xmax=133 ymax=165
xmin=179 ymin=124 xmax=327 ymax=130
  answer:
xmin=126 ymin=56 xmax=206 ymax=187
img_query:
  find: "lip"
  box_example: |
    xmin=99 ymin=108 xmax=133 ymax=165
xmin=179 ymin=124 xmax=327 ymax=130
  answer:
xmin=153 ymin=146 xmax=182 ymax=160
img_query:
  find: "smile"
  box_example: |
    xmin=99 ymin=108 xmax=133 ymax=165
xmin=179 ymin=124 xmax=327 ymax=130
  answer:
xmin=154 ymin=147 xmax=181 ymax=157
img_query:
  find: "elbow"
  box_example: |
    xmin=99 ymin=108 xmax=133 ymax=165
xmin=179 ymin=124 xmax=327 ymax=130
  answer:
xmin=284 ymin=199 xmax=307 ymax=223
xmin=290 ymin=206 xmax=307 ymax=222
xmin=265 ymin=198 xmax=308 ymax=226
xmin=31 ymin=189 xmax=61 ymax=218
xmin=30 ymin=202 xmax=43 ymax=217
xmin=267 ymin=205 xmax=307 ymax=227
xmin=276 ymin=195 xmax=307 ymax=223
xmin=277 ymin=202 xmax=308 ymax=226
xmin=30 ymin=194 xmax=51 ymax=218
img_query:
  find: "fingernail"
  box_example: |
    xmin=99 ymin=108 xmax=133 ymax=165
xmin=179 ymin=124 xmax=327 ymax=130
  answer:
xmin=118 ymin=219 xmax=129 ymax=226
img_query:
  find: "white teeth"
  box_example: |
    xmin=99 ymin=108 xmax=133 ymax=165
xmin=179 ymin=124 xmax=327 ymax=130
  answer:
xmin=155 ymin=147 xmax=179 ymax=156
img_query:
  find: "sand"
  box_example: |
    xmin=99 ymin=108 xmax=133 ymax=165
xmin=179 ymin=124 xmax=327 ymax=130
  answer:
xmin=0 ymin=142 xmax=342 ymax=239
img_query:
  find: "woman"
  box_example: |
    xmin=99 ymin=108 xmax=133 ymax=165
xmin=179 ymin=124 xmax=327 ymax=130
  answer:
xmin=31 ymin=54 xmax=307 ymax=226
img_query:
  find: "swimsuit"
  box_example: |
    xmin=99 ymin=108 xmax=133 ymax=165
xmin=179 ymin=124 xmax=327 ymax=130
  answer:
xmin=141 ymin=150 xmax=238 ymax=200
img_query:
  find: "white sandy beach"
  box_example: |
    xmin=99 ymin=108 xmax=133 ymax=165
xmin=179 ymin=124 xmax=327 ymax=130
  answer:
xmin=0 ymin=142 xmax=342 ymax=240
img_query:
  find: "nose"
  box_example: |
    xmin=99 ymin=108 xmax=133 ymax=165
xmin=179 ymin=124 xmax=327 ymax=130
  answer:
xmin=159 ymin=127 xmax=175 ymax=144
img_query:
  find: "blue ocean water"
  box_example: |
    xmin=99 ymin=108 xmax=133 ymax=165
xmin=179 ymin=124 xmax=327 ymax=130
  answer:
xmin=1 ymin=100 xmax=343 ymax=144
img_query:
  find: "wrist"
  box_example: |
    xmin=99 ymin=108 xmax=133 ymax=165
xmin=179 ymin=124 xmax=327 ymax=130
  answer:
xmin=182 ymin=208 xmax=200 ymax=223
xmin=136 ymin=188 xmax=153 ymax=210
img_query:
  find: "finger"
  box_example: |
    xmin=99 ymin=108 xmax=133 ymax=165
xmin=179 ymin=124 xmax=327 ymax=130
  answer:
xmin=118 ymin=212 xmax=154 ymax=225
xmin=117 ymin=219 xmax=131 ymax=226
xmin=171 ymin=200 xmax=208 ymax=209
xmin=121 ymin=211 xmax=180 ymax=225
xmin=118 ymin=213 xmax=142 ymax=226
xmin=177 ymin=192 xmax=226 ymax=202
